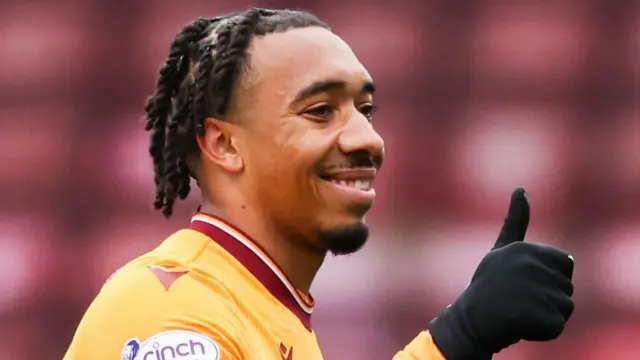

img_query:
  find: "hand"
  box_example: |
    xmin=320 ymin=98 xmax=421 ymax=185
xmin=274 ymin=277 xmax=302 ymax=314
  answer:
xmin=428 ymin=188 xmax=575 ymax=359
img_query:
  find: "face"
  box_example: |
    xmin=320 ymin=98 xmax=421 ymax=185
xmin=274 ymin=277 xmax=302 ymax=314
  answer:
xmin=215 ymin=27 xmax=384 ymax=255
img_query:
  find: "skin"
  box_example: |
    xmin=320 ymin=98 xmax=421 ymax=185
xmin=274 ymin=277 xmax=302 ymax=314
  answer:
xmin=195 ymin=27 xmax=385 ymax=293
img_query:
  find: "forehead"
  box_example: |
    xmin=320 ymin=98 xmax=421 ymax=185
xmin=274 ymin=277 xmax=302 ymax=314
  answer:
xmin=247 ymin=27 xmax=371 ymax=98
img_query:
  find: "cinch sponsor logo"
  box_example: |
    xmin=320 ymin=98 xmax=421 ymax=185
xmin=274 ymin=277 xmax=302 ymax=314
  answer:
xmin=141 ymin=340 xmax=206 ymax=360
xmin=127 ymin=330 xmax=220 ymax=360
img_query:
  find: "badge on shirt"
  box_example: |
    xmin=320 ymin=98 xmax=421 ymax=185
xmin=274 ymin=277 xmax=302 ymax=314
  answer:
xmin=121 ymin=330 xmax=220 ymax=360
xmin=121 ymin=339 xmax=140 ymax=360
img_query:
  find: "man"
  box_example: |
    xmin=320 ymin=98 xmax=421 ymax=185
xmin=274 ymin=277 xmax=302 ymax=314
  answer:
xmin=64 ymin=8 xmax=575 ymax=360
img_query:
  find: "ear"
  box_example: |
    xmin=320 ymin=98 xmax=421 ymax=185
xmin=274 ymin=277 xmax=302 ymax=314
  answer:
xmin=197 ymin=117 xmax=244 ymax=173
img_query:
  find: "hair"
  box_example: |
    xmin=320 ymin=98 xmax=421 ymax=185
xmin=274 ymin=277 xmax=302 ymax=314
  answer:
xmin=144 ymin=8 xmax=329 ymax=218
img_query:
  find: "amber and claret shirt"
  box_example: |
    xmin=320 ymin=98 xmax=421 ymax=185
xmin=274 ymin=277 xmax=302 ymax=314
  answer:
xmin=63 ymin=213 xmax=446 ymax=360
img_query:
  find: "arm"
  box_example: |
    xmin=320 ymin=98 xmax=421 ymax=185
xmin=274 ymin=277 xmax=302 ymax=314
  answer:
xmin=63 ymin=265 xmax=247 ymax=360
xmin=392 ymin=331 xmax=446 ymax=360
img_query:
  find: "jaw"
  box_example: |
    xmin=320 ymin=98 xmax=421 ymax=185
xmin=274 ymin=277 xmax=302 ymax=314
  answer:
xmin=317 ymin=220 xmax=370 ymax=256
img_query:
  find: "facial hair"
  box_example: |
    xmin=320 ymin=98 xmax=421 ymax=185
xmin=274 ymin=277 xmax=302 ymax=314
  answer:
xmin=318 ymin=223 xmax=370 ymax=256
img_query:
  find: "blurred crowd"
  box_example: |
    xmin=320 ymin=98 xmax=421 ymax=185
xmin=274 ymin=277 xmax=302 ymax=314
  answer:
xmin=1 ymin=0 xmax=639 ymax=359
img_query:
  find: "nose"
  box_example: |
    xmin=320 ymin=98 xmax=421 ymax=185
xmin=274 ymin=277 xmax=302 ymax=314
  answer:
xmin=337 ymin=112 xmax=385 ymax=161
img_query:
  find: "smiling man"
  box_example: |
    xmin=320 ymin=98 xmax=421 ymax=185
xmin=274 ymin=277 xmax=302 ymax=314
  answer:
xmin=64 ymin=8 xmax=575 ymax=360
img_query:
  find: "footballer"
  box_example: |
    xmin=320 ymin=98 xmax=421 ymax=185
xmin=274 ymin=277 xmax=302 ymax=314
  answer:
xmin=64 ymin=8 xmax=575 ymax=360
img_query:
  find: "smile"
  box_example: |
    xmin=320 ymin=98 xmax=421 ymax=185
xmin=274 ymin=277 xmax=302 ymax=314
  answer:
xmin=328 ymin=179 xmax=372 ymax=191
xmin=320 ymin=168 xmax=377 ymax=204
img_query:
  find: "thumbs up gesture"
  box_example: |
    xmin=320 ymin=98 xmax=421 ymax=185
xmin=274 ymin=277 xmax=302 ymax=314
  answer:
xmin=429 ymin=189 xmax=575 ymax=358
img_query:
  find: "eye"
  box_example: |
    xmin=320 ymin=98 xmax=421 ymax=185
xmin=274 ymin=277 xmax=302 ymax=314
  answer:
xmin=303 ymin=104 xmax=334 ymax=121
xmin=358 ymin=103 xmax=378 ymax=121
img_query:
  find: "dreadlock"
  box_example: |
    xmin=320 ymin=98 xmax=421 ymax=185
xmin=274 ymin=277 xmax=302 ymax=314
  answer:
xmin=144 ymin=8 xmax=329 ymax=218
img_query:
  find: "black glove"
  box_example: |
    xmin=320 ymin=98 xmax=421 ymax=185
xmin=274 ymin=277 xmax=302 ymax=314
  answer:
xmin=428 ymin=188 xmax=575 ymax=359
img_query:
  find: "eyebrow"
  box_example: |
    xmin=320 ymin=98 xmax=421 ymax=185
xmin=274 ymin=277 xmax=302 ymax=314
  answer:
xmin=292 ymin=79 xmax=375 ymax=103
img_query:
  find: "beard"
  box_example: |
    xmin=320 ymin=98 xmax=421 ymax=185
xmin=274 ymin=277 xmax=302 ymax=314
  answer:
xmin=318 ymin=222 xmax=370 ymax=256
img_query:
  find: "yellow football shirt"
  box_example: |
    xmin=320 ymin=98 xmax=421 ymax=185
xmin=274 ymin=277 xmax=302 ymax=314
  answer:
xmin=63 ymin=213 xmax=445 ymax=360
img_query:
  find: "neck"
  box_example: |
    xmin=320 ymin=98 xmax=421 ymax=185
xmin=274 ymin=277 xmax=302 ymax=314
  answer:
xmin=199 ymin=202 xmax=325 ymax=294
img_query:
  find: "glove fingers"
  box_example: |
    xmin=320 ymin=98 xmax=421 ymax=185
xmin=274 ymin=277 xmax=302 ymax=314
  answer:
xmin=552 ymin=249 xmax=575 ymax=280
xmin=557 ymin=291 xmax=575 ymax=321
xmin=492 ymin=188 xmax=531 ymax=250
xmin=524 ymin=292 xmax=574 ymax=342
xmin=538 ymin=244 xmax=575 ymax=280
xmin=532 ymin=247 xmax=575 ymax=320
xmin=556 ymin=274 xmax=574 ymax=298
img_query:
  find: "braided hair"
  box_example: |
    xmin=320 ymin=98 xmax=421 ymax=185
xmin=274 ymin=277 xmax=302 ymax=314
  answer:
xmin=144 ymin=8 xmax=329 ymax=218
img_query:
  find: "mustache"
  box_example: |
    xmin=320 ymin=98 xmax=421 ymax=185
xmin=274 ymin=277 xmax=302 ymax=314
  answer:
xmin=323 ymin=150 xmax=383 ymax=171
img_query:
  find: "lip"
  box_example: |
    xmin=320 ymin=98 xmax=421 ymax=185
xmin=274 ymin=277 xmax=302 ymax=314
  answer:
xmin=322 ymin=179 xmax=376 ymax=205
xmin=319 ymin=168 xmax=377 ymax=205
xmin=320 ymin=168 xmax=377 ymax=182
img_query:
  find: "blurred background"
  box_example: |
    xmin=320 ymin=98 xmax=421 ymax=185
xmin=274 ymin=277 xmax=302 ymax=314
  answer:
xmin=1 ymin=0 xmax=639 ymax=359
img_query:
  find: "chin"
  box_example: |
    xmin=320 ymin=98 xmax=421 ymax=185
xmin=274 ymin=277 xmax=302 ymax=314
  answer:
xmin=318 ymin=221 xmax=370 ymax=256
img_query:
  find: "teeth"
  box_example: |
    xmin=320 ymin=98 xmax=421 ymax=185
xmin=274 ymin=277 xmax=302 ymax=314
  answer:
xmin=353 ymin=180 xmax=370 ymax=190
xmin=330 ymin=179 xmax=371 ymax=191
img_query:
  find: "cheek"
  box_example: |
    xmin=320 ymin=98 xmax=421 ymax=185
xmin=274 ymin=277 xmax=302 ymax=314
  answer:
xmin=251 ymin=142 xmax=310 ymax=189
xmin=265 ymin=122 xmax=334 ymax=176
xmin=243 ymin=135 xmax=301 ymax=194
xmin=247 ymin=145 xmax=314 ymax=222
xmin=244 ymin=122 xmax=337 ymax=204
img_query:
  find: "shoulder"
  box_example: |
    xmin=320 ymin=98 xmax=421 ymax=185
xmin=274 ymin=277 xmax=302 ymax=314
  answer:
xmin=64 ymin=262 xmax=248 ymax=360
xmin=99 ymin=261 xmax=242 ymax=321
xmin=99 ymin=228 xmax=238 ymax=310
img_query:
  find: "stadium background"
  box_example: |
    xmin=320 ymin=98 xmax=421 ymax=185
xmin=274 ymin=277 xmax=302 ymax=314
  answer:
xmin=1 ymin=0 xmax=639 ymax=359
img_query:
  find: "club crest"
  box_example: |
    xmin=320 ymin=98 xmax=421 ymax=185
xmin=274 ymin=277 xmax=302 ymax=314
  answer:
xmin=121 ymin=339 xmax=140 ymax=360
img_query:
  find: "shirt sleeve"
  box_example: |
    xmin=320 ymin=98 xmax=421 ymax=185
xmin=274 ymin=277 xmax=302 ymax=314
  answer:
xmin=63 ymin=264 xmax=248 ymax=360
xmin=392 ymin=331 xmax=447 ymax=360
